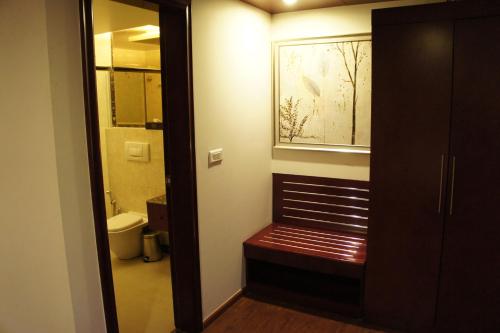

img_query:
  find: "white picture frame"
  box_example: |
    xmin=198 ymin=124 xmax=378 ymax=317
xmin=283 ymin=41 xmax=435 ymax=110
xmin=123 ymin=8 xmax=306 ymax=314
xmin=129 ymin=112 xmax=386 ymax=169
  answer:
xmin=273 ymin=34 xmax=372 ymax=154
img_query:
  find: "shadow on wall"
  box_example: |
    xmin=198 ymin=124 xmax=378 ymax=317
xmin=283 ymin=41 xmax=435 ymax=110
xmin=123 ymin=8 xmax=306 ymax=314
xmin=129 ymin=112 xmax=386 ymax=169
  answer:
xmin=273 ymin=148 xmax=370 ymax=166
xmin=272 ymin=148 xmax=370 ymax=180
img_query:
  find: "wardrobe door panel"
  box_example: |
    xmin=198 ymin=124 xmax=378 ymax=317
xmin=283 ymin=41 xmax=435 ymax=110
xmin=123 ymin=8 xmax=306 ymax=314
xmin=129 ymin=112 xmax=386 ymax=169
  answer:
xmin=366 ymin=20 xmax=453 ymax=331
xmin=437 ymin=16 xmax=500 ymax=332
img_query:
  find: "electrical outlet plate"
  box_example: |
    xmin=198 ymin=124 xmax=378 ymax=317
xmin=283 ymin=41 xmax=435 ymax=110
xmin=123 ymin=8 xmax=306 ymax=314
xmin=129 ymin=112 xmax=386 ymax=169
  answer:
xmin=208 ymin=148 xmax=223 ymax=164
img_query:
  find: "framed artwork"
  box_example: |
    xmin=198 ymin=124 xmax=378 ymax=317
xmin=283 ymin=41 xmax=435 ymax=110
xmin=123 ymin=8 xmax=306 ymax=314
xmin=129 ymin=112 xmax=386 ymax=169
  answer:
xmin=274 ymin=34 xmax=372 ymax=154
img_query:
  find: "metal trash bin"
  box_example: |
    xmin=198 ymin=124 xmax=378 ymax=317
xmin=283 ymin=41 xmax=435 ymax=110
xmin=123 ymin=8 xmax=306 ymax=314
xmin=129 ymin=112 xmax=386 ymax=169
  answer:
xmin=143 ymin=231 xmax=163 ymax=262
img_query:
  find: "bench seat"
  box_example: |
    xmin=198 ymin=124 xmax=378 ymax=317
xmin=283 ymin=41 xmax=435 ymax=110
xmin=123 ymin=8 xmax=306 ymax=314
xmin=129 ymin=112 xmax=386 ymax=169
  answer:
xmin=244 ymin=223 xmax=366 ymax=279
xmin=243 ymin=173 xmax=370 ymax=317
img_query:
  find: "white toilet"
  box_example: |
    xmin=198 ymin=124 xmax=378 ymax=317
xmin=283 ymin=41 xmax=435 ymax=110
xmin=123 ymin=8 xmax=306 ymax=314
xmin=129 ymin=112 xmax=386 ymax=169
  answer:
xmin=107 ymin=212 xmax=148 ymax=259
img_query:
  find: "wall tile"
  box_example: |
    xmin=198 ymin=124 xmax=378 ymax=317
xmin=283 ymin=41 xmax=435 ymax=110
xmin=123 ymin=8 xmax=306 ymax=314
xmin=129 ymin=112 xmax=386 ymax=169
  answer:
xmin=105 ymin=127 xmax=166 ymax=215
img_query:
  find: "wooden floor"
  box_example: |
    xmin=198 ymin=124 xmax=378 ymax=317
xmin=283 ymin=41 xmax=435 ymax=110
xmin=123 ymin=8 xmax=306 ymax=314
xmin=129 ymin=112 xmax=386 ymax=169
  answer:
xmin=203 ymin=297 xmax=387 ymax=333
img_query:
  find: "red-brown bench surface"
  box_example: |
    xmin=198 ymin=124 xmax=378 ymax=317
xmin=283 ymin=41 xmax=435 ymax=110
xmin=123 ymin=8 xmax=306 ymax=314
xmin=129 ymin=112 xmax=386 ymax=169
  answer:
xmin=245 ymin=223 xmax=366 ymax=278
xmin=244 ymin=174 xmax=369 ymax=279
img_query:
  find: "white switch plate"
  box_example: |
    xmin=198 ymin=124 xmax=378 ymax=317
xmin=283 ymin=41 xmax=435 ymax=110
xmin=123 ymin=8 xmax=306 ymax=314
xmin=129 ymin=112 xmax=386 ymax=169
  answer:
xmin=125 ymin=142 xmax=150 ymax=162
xmin=208 ymin=148 xmax=223 ymax=164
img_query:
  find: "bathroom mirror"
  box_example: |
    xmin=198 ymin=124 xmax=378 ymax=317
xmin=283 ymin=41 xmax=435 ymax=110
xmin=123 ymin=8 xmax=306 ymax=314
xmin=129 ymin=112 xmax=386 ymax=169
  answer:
xmin=113 ymin=70 xmax=146 ymax=126
xmin=95 ymin=23 xmax=163 ymax=129
xmin=144 ymin=72 xmax=162 ymax=125
xmin=111 ymin=69 xmax=163 ymax=128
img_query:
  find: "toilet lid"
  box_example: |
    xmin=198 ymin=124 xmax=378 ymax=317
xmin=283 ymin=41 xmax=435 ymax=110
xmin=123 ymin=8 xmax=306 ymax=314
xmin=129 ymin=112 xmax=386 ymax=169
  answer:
xmin=107 ymin=213 xmax=143 ymax=232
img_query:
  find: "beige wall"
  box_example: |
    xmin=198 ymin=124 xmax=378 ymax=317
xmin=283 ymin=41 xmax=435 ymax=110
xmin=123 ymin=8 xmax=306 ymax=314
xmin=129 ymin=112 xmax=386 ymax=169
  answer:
xmin=192 ymin=0 xmax=273 ymax=319
xmin=191 ymin=0 xmax=446 ymax=320
xmin=0 ymin=1 xmax=105 ymax=332
xmin=46 ymin=1 xmax=107 ymax=331
xmin=96 ymin=70 xmax=114 ymax=216
xmin=95 ymin=72 xmax=165 ymax=217
xmin=271 ymin=0 xmax=443 ymax=181
xmin=113 ymin=48 xmax=161 ymax=69
xmin=105 ymin=128 xmax=166 ymax=215
xmin=93 ymin=0 xmax=158 ymax=34
xmin=0 ymin=2 xmax=448 ymax=332
xmin=95 ymin=33 xmax=112 ymax=67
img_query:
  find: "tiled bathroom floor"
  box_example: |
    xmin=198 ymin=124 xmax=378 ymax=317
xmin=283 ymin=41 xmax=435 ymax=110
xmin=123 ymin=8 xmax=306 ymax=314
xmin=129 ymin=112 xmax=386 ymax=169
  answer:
xmin=111 ymin=252 xmax=175 ymax=333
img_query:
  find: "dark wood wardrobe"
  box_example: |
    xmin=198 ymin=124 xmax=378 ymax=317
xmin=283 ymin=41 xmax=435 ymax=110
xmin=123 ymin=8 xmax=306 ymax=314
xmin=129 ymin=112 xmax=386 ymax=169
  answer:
xmin=365 ymin=2 xmax=500 ymax=332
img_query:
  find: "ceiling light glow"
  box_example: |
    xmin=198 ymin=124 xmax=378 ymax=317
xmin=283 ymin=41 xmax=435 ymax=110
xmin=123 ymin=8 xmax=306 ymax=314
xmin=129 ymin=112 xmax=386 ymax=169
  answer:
xmin=283 ymin=0 xmax=298 ymax=5
xmin=127 ymin=25 xmax=160 ymax=42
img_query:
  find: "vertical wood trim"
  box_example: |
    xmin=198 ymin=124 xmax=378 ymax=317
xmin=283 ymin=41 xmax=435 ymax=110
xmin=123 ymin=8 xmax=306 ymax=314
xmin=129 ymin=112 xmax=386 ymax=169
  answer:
xmin=436 ymin=15 xmax=500 ymax=331
xmin=366 ymin=18 xmax=453 ymax=331
xmin=159 ymin=3 xmax=203 ymax=333
xmin=79 ymin=0 xmax=119 ymax=332
xmin=272 ymin=174 xmax=281 ymax=222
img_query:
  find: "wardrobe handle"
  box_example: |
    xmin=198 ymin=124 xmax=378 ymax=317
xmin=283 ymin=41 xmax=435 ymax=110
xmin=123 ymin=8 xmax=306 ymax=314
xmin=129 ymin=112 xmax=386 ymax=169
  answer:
xmin=438 ymin=154 xmax=445 ymax=213
xmin=449 ymin=156 xmax=456 ymax=216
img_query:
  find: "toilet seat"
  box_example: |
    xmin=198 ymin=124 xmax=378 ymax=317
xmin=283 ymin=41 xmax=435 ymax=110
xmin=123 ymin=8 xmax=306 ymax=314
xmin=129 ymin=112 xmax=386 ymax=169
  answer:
xmin=108 ymin=213 xmax=144 ymax=233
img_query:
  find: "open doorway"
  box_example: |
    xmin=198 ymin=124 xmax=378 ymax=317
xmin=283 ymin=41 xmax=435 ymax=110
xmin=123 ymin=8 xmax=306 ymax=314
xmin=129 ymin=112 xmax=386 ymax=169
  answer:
xmin=79 ymin=0 xmax=203 ymax=332
xmin=93 ymin=1 xmax=173 ymax=332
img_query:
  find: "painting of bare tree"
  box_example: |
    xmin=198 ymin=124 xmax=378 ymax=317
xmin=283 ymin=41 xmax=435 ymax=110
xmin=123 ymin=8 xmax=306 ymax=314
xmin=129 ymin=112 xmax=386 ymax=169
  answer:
xmin=274 ymin=35 xmax=371 ymax=152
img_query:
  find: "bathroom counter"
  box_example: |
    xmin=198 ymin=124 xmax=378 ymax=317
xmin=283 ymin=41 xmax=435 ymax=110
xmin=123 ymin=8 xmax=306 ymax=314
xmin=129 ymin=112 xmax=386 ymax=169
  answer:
xmin=148 ymin=194 xmax=167 ymax=205
xmin=146 ymin=195 xmax=168 ymax=231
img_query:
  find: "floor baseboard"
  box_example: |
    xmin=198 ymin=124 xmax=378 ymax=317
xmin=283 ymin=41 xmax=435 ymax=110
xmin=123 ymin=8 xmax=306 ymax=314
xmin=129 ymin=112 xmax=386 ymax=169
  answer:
xmin=203 ymin=288 xmax=245 ymax=329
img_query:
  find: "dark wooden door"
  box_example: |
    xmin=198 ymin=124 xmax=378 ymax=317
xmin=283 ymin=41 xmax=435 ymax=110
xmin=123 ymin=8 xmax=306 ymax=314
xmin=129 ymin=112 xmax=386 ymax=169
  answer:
xmin=365 ymin=20 xmax=453 ymax=332
xmin=436 ymin=16 xmax=500 ymax=333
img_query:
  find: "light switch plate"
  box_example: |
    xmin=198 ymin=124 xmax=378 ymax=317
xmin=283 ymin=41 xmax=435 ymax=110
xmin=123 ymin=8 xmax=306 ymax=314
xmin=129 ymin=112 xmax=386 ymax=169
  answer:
xmin=208 ymin=148 xmax=223 ymax=165
xmin=125 ymin=142 xmax=150 ymax=162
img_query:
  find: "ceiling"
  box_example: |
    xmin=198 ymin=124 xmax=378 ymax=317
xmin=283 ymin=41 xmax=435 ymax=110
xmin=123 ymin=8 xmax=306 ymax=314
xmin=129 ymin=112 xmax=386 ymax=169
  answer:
xmin=112 ymin=26 xmax=160 ymax=51
xmin=241 ymin=0 xmax=399 ymax=14
xmin=93 ymin=0 xmax=158 ymax=34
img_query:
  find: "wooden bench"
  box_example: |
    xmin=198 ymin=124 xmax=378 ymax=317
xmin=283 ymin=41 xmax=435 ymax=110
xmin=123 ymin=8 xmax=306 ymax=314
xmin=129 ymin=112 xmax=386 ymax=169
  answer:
xmin=244 ymin=173 xmax=369 ymax=316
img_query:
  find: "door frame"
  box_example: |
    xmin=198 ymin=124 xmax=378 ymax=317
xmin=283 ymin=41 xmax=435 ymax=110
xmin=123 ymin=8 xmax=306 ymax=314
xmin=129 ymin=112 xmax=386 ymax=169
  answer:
xmin=79 ymin=0 xmax=203 ymax=332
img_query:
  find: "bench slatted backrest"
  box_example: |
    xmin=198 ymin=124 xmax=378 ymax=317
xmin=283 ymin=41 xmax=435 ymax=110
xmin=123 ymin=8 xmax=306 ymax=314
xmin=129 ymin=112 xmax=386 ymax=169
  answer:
xmin=273 ymin=173 xmax=370 ymax=235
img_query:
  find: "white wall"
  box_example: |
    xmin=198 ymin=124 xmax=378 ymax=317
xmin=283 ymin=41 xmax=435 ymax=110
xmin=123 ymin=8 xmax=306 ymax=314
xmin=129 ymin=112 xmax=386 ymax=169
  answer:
xmin=271 ymin=0 xmax=443 ymax=180
xmin=190 ymin=0 xmax=446 ymax=320
xmin=0 ymin=1 xmax=447 ymax=331
xmin=0 ymin=1 xmax=106 ymax=332
xmin=45 ymin=1 xmax=107 ymax=331
xmin=191 ymin=0 xmax=273 ymax=320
